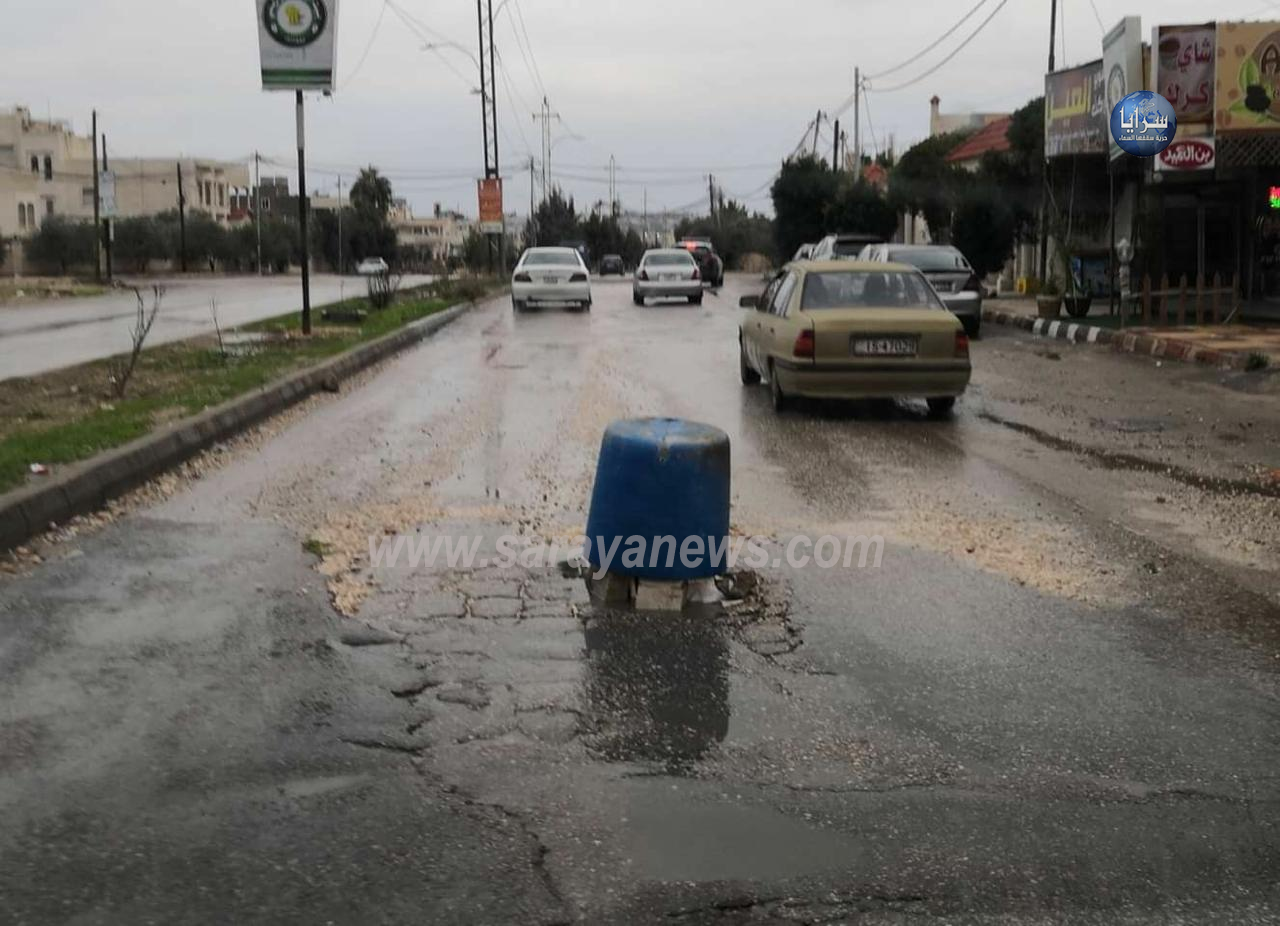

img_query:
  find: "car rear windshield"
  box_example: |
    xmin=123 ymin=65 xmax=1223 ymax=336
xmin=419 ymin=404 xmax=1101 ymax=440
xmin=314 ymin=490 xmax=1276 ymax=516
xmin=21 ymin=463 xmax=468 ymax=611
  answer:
xmin=523 ymin=252 xmax=580 ymax=267
xmin=889 ymin=248 xmax=970 ymax=272
xmin=800 ymin=271 xmax=945 ymax=310
xmin=832 ymin=240 xmax=870 ymax=256
xmin=645 ymin=254 xmax=694 ymax=266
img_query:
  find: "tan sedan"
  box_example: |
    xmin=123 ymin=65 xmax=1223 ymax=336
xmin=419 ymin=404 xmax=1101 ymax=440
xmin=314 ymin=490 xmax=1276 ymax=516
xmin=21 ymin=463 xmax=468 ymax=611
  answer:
xmin=738 ymin=260 xmax=972 ymax=415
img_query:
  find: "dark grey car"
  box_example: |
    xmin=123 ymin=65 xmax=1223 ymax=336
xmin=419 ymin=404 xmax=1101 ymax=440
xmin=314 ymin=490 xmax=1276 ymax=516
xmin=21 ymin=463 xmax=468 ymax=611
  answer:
xmin=864 ymin=244 xmax=982 ymax=337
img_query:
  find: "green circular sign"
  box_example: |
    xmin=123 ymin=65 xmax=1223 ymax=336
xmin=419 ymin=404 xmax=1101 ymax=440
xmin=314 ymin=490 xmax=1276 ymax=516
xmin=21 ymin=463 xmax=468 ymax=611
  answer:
xmin=263 ymin=0 xmax=327 ymax=48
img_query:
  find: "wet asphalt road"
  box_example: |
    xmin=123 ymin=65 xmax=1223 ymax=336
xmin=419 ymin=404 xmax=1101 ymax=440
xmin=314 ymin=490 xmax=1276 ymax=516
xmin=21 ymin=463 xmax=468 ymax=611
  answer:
xmin=0 ymin=273 xmax=433 ymax=380
xmin=1 ymin=275 xmax=1279 ymax=924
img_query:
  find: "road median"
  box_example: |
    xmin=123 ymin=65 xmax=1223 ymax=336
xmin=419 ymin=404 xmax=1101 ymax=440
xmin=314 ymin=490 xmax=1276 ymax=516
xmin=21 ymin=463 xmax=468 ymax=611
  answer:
xmin=0 ymin=283 xmax=501 ymax=552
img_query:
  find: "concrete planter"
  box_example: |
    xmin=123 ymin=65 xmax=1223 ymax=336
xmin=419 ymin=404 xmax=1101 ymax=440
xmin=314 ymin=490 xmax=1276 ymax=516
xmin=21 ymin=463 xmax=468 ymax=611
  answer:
xmin=1036 ymin=294 xmax=1062 ymax=318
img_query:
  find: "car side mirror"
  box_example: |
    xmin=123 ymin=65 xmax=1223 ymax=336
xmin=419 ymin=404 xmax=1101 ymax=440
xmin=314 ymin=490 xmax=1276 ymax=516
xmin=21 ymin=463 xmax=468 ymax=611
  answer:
xmin=739 ymin=295 xmax=759 ymax=309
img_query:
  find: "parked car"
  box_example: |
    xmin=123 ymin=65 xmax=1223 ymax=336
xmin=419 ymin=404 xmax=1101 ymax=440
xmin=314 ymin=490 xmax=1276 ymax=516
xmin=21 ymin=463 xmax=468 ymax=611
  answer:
xmin=793 ymin=243 xmax=816 ymax=261
xmin=737 ymin=260 xmax=971 ymax=416
xmin=356 ymin=257 xmax=390 ymax=276
xmin=634 ymin=249 xmax=703 ymax=305
xmin=810 ymin=233 xmax=884 ymax=261
xmin=862 ymin=244 xmax=982 ymax=336
xmin=599 ymin=254 xmax=626 ymax=276
xmin=677 ymin=238 xmax=725 ymax=287
xmin=511 ymin=247 xmax=592 ymax=312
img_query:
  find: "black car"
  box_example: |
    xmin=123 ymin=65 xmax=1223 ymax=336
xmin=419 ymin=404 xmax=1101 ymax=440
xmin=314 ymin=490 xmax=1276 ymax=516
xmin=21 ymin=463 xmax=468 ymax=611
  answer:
xmin=599 ymin=254 xmax=626 ymax=276
xmin=677 ymin=238 xmax=724 ymax=287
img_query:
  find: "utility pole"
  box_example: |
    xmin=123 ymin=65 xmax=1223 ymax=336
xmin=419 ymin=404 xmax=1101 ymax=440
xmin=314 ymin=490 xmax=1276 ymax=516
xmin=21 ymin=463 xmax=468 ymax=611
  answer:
xmin=812 ymin=110 xmax=822 ymax=156
xmin=608 ymin=155 xmax=617 ymax=212
xmin=102 ymin=134 xmax=112 ymax=283
xmin=337 ymin=174 xmax=343 ymax=276
xmin=176 ymin=163 xmax=188 ymax=272
xmin=833 ymin=118 xmax=841 ymax=171
xmin=254 ymin=151 xmax=263 ymax=275
xmin=854 ymin=67 xmax=862 ymax=171
xmin=296 ymin=90 xmax=311 ymax=335
xmin=529 ymin=156 xmax=537 ymax=244
xmin=91 ymin=110 xmax=101 ymax=283
xmin=1039 ymin=0 xmax=1058 ymax=281
xmin=477 ymin=0 xmax=502 ymax=271
xmin=533 ymin=97 xmax=561 ymax=201
xmin=708 ymin=174 xmax=716 ymax=219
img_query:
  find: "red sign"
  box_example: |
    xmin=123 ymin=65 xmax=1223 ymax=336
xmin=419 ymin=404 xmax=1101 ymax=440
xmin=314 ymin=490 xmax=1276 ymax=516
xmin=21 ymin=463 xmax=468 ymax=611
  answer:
xmin=477 ymin=178 xmax=504 ymax=232
xmin=1155 ymin=137 xmax=1215 ymax=172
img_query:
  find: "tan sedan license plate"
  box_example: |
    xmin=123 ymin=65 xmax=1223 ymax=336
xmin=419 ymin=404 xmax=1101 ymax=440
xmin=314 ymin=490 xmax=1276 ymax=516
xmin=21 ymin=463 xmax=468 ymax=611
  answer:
xmin=853 ymin=337 xmax=917 ymax=356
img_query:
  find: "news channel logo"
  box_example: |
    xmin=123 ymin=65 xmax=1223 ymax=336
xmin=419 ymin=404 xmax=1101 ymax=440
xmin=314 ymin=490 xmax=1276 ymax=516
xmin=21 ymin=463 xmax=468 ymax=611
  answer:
xmin=1109 ymin=91 xmax=1178 ymax=158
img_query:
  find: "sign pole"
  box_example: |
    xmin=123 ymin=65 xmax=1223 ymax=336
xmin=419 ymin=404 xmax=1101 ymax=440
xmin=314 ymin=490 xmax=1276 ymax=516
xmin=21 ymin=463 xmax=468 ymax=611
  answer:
xmin=297 ymin=90 xmax=311 ymax=335
xmin=91 ymin=110 xmax=101 ymax=283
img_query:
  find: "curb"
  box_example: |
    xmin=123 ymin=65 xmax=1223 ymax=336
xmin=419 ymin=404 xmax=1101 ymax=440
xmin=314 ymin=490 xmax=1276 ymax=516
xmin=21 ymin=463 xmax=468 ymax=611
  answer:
xmin=982 ymin=307 xmax=1251 ymax=371
xmin=0 ymin=298 xmax=483 ymax=553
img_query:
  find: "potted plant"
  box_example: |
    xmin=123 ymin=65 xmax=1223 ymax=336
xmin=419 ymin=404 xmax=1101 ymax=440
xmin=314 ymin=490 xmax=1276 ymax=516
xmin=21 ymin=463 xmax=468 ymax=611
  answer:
xmin=1036 ymin=277 xmax=1063 ymax=318
xmin=1063 ymin=278 xmax=1093 ymax=318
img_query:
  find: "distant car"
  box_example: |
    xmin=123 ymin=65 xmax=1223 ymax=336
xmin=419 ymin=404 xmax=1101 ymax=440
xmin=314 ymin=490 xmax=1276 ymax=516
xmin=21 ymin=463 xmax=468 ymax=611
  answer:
xmin=677 ymin=238 xmax=725 ymax=287
xmin=862 ymin=244 xmax=982 ymax=337
xmin=793 ymin=243 xmax=816 ymax=261
xmin=599 ymin=254 xmax=626 ymax=276
xmin=737 ymin=260 xmax=971 ymax=416
xmin=356 ymin=257 xmax=389 ymax=276
xmin=634 ymin=249 xmax=702 ymax=305
xmin=512 ymin=247 xmax=592 ymax=312
xmin=810 ymin=233 xmax=884 ymax=261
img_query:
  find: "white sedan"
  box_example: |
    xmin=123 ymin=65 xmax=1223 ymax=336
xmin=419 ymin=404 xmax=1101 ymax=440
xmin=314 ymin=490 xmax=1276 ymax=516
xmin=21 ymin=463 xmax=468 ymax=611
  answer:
xmin=356 ymin=257 xmax=390 ymax=276
xmin=512 ymin=247 xmax=592 ymax=312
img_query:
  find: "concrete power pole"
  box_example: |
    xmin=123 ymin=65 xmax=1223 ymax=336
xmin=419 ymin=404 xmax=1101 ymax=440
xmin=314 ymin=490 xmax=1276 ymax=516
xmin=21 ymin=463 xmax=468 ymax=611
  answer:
xmin=533 ymin=98 xmax=561 ymax=200
xmin=833 ymin=118 xmax=841 ymax=171
xmin=337 ymin=174 xmax=343 ymax=276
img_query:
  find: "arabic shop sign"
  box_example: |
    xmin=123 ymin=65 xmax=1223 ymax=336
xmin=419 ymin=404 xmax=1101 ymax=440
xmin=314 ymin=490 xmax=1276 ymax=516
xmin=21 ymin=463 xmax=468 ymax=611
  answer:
xmin=1216 ymin=20 xmax=1280 ymax=133
xmin=1045 ymin=60 xmax=1108 ymax=157
xmin=1111 ymin=91 xmax=1177 ymax=157
xmin=1155 ymin=137 xmax=1215 ymax=171
xmin=1155 ymin=24 xmax=1215 ymax=123
xmin=1103 ymin=16 xmax=1144 ymax=160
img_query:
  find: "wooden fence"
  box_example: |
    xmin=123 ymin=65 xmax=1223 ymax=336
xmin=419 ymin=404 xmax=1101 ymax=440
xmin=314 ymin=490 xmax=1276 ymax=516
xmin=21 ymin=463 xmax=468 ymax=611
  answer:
xmin=1132 ymin=273 xmax=1240 ymax=326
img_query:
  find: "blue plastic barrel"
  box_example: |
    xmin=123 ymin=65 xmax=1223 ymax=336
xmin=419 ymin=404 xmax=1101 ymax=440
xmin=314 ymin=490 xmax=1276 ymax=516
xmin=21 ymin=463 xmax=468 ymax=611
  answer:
xmin=585 ymin=418 xmax=731 ymax=580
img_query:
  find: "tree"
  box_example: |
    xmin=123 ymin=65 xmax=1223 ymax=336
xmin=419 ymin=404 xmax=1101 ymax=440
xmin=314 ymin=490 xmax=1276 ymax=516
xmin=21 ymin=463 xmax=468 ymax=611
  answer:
xmin=824 ymin=180 xmax=898 ymax=244
xmin=621 ymin=228 xmax=644 ymax=268
xmin=674 ymin=199 xmax=776 ymax=269
xmin=770 ymin=155 xmax=839 ymax=259
xmin=887 ymin=131 xmax=972 ymax=244
xmin=350 ymin=167 xmax=393 ymax=221
xmin=952 ymin=189 xmax=1017 ymax=278
xmin=526 ymin=188 xmax=579 ymax=248
xmin=114 ymin=217 xmax=169 ymax=273
xmin=25 ymin=217 xmax=96 ymax=274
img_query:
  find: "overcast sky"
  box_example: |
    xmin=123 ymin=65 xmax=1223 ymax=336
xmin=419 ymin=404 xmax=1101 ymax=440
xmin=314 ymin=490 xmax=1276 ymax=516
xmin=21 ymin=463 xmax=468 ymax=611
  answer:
xmin=5 ymin=0 xmax=1274 ymax=218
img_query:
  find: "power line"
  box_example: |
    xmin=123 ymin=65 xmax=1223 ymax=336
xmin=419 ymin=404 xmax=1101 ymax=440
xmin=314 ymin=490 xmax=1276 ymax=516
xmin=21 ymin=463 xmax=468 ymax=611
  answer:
xmin=868 ymin=0 xmax=1010 ymax=94
xmin=384 ymin=0 xmax=477 ymax=90
xmin=861 ymin=83 xmax=880 ymax=157
xmin=341 ymin=0 xmax=390 ymax=90
xmin=1085 ymin=0 xmax=1105 ymax=33
xmin=865 ymin=0 xmax=991 ymax=80
xmin=501 ymin=0 xmax=546 ymax=101
xmin=511 ymin=0 xmax=548 ymax=99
